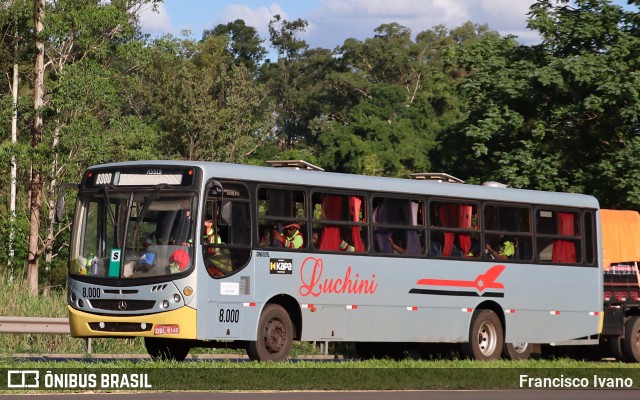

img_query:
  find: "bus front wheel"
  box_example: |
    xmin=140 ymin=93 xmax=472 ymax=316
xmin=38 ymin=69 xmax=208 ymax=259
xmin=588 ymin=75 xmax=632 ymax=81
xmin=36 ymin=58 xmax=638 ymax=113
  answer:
xmin=144 ymin=337 xmax=190 ymax=361
xmin=462 ymin=309 xmax=504 ymax=361
xmin=247 ymin=304 xmax=293 ymax=361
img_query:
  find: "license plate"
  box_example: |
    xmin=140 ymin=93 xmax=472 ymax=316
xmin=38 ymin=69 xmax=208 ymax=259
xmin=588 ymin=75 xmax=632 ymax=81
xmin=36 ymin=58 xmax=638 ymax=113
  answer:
xmin=154 ymin=324 xmax=179 ymax=335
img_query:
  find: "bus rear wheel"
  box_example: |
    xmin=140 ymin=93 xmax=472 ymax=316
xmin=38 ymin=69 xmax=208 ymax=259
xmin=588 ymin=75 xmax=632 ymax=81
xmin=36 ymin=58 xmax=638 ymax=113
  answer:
xmin=502 ymin=342 xmax=533 ymax=360
xmin=144 ymin=337 xmax=190 ymax=361
xmin=462 ymin=309 xmax=504 ymax=361
xmin=247 ymin=304 xmax=293 ymax=361
xmin=623 ymin=316 xmax=640 ymax=362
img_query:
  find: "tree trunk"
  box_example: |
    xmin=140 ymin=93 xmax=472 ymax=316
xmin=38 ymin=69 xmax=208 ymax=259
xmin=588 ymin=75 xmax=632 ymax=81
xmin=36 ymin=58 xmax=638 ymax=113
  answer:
xmin=9 ymin=0 xmax=21 ymax=270
xmin=27 ymin=0 xmax=46 ymax=295
xmin=9 ymin=61 xmax=18 ymax=269
xmin=44 ymin=122 xmax=60 ymax=297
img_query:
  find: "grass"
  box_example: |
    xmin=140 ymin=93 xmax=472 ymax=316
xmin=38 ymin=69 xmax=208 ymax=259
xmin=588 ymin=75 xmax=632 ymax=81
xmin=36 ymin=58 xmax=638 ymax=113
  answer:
xmin=2 ymin=358 xmax=640 ymax=392
xmin=2 ymin=272 xmax=639 ymax=391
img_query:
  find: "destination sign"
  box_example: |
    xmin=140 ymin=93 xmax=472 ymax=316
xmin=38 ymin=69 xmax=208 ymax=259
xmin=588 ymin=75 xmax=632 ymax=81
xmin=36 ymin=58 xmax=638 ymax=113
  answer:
xmin=84 ymin=167 xmax=197 ymax=188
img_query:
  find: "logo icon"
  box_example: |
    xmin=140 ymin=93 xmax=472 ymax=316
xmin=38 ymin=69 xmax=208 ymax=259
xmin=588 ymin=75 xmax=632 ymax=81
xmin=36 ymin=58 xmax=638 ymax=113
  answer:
xmin=270 ymin=258 xmax=293 ymax=275
xmin=7 ymin=370 xmax=40 ymax=388
xmin=118 ymin=300 xmax=127 ymax=311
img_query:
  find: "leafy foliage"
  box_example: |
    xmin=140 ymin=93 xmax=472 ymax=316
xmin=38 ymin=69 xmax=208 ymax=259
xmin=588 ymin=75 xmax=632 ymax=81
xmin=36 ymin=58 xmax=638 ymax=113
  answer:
xmin=2 ymin=0 xmax=640 ymax=291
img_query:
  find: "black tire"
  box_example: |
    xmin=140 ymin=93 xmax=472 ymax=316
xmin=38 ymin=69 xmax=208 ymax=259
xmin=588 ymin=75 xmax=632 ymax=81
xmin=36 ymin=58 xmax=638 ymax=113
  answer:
xmin=502 ymin=342 xmax=533 ymax=360
xmin=623 ymin=316 xmax=640 ymax=363
xmin=144 ymin=337 xmax=190 ymax=361
xmin=247 ymin=304 xmax=294 ymax=361
xmin=461 ymin=309 xmax=504 ymax=361
xmin=608 ymin=336 xmax=625 ymax=360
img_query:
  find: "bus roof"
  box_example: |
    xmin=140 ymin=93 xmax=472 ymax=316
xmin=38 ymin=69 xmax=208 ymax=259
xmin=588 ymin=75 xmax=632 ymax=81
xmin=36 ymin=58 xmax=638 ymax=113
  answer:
xmin=89 ymin=160 xmax=600 ymax=209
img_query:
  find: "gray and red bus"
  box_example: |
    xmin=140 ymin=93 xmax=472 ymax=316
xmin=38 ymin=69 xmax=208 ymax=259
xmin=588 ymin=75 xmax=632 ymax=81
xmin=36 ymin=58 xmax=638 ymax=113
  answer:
xmin=65 ymin=160 xmax=602 ymax=361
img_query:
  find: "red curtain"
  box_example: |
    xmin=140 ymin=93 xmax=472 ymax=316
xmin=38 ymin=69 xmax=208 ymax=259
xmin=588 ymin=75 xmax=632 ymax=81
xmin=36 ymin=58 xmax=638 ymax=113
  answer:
xmin=552 ymin=212 xmax=576 ymax=263
xmin=350 ymin=196 xmax=365 ymax=252
xmin=458 ymin=205 xmax=472 ymax=256
xmin=319 ymin=195 xmax=342 ymax=251
xmin=439 ymin=204 xmax=457 ymax=256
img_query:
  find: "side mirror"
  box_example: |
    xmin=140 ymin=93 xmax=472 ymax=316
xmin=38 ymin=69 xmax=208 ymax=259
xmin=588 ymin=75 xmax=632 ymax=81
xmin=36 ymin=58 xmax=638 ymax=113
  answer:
xmin=55 ymin=183 xmax=79 ymax=223
xmin=55 ymin=195 xmax=65 ymax=223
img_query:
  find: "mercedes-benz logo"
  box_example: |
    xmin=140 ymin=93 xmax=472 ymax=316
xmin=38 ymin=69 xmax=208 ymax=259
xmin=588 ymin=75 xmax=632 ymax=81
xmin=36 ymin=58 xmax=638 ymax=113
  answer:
xmin=118 ymin=300 xmax=127 ymax=311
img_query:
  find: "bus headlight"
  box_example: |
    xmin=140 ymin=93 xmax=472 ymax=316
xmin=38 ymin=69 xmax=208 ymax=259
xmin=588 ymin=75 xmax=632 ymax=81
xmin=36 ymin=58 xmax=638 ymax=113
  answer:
xmin=161 ymin=300 xmax=169 ymax=309
xmin=173 ymin=294 xmax=181 ymax=303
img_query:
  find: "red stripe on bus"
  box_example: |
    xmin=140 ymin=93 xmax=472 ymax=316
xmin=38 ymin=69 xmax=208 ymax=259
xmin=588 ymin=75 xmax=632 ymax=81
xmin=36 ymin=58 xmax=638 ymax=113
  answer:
xmin=416 ymin=265 xmax=506 ymax=293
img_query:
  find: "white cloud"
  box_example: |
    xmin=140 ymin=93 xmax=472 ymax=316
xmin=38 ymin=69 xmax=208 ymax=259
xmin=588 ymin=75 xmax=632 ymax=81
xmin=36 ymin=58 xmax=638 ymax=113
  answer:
xmin=218 ymin=4 xmax=288 ymax=40
xmin=139 ymin=2 xmax=173 ymax=33
xmin=305 ymin=0 xmax=539 ymax=49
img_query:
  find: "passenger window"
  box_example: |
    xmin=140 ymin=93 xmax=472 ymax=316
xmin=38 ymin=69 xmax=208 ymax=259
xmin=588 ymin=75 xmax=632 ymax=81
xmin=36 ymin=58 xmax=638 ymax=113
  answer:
xmin=429 ymin=201 xmax=479 ymax=258
xmin=484 ymin=204 xmax=532 ymax=261
xmin=257 ymin=187 xmax=306 ymax=250
xmin=535 ymin=209 xmax=581 ymax=264
xmin=311 ymin=192 xmax=367 ymax=253
xmin=373 ymin=197 xmax=424 ymax=256
xmin=203 ymin=181 xmax=251 ymax=278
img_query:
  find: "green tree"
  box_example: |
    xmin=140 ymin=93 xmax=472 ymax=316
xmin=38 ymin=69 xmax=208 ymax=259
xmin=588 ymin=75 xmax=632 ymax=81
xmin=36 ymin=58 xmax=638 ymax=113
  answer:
xmin=15 ymin=0 xmax=161 ymax=293
xmin=144 ymin=33 xmax=273 ymax=163
xmin=204 ymin=19 xmax=266 ymax=71
xmin=437 ymin=0 xmax=640 ymax=209
xmin=314 ymin=23 xmax=472 ymax=176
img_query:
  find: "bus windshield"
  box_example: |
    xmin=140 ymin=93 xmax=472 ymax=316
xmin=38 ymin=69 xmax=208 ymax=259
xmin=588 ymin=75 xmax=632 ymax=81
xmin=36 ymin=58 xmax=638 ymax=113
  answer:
xmin=69 ymin=188 xmax=197 ymax=279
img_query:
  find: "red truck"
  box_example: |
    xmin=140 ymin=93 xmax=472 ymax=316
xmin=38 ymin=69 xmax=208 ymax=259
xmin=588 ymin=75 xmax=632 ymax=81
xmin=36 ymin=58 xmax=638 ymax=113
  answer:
xmin=600 ymin=209 xmax=640 ymax=362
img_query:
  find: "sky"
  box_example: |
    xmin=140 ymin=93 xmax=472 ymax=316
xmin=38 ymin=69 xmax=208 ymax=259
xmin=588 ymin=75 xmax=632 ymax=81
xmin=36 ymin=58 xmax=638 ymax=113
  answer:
xmin=138 ymin=0 xmax=634 ymax=51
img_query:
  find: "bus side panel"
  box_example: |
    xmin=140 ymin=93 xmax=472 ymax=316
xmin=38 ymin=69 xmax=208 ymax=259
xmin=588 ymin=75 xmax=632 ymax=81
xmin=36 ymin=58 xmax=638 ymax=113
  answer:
xmin=197 ymin=256 xmax=261 ymax=341
xmin=203 ymin=251 xmax=601 ymax=345
xmin=252 ymin=253 xmax=478 ymax=343
xmin=321 ymin=306 xmax=469 ymax=343
xmin=502 ymin=265 xmax=602 ymax=343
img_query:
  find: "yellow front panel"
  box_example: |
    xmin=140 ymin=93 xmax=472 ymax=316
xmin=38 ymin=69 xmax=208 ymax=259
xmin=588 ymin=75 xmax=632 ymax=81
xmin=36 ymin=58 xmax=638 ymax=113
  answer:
xmin=68 ymin=305 xmax=197 ymax=339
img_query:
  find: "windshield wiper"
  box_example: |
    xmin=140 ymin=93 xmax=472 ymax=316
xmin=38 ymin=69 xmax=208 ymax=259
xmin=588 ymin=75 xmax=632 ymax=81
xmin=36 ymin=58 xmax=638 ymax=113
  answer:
xmin=132 ymin=184 xmax=168 ymax=240
xmin=101 ymin=185 xmax=117 ymax=229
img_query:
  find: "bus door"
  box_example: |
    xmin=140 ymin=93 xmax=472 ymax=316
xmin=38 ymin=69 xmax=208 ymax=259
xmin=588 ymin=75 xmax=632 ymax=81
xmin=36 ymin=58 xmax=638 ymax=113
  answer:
xmin=200 ymin=180 xmax=253 ymax=339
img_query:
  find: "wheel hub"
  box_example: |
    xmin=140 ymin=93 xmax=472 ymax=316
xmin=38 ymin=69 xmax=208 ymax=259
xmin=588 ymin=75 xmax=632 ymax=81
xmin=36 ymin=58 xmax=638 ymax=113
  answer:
xmin=264 ymin=319 xmax=286 ymax=353
xmin=478 ymin=321 xmax=497 ymax=356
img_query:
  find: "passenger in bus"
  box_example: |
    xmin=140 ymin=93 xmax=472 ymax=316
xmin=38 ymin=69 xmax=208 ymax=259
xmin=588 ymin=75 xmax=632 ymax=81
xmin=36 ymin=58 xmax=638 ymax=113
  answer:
xmin=486 ymin=234 xmax=515 ymax=260
xmin=388 ymin=235 xmax=406 ymax=254
xmin=273 ymin=223 xmax=304 ymax=249
xmin=203 ymin=216 xmax=233 ymax=277
xmin=467 ymin=233 xmax=481 ymax=257
xmin=134 ymin=237 xmax=156 ymax=272
xmin=204 ymin=216 xmax=222 ymax=255
xmin=388 ymin=231 xmax=422 ymax=255
xmin=430 ymin=240 xmax=442 ymax=256
xmin=340 ymin=239 xmax=355 ymax=252
xmin=204 ymin=216 xmax=222 ymax=244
